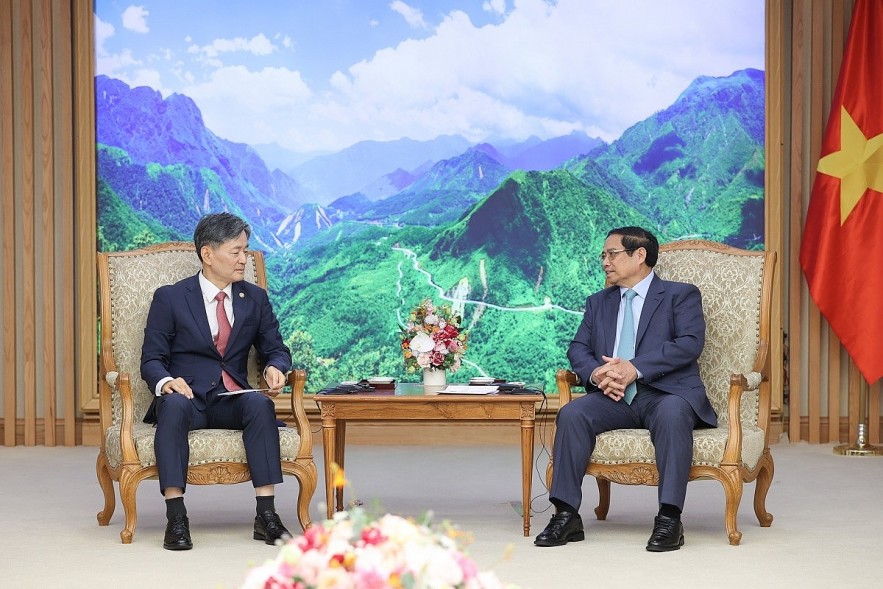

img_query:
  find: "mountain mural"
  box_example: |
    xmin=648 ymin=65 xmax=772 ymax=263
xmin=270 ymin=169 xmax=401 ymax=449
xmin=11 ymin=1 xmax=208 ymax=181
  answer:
xmin=97 ymin=68 xmax=765 ymax=390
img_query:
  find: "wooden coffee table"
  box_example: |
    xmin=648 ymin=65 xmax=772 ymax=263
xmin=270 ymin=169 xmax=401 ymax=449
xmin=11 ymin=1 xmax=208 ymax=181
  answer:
xmin=314 ymin=383 xmax=545 ymax=536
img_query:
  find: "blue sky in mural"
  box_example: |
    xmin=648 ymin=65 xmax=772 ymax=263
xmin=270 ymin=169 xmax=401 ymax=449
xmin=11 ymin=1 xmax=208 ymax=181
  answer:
xmin=94 ymin=0 xmax=764 ymax=153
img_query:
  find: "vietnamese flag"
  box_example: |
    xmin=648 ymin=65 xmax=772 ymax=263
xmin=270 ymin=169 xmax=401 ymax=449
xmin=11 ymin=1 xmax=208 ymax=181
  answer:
xmin=800 ymin=0 xmax=883 ymax=384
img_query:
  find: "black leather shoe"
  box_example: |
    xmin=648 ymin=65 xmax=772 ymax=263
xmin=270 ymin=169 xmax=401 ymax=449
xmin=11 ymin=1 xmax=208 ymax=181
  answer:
xmin=163 ymin=514 xmax=192 ymax=551
xmin=534 ymin=511 xmax=585 ymax=547
xmin=254 ymin=510 xmax=292 ymax=545
xmin=646 ymin=515 xmax=684 ymax=552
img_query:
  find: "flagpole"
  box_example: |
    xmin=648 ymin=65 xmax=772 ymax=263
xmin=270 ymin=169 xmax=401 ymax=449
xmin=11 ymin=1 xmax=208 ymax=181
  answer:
xmin=834 ymin=378 xmax=883 ymax=456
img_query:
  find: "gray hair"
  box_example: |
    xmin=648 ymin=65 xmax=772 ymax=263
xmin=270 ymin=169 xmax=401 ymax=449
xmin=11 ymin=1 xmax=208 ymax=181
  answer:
xmin=193 ymin=213 xmax=251 ymax=261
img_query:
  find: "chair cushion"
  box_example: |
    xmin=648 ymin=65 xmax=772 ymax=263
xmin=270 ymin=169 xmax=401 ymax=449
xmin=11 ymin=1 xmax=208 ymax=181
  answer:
xmin=591 ymin=426 xmax=766 ymax=470
xmin=104 ymin=424 xmax=303 ymax=470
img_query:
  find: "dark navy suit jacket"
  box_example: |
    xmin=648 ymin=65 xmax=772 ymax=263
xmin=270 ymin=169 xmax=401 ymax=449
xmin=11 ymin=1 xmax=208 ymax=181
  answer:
xmin=567 ymin=273 xmax=717 ymax=427
xmin=140 ymin=274 xmax=291 ymax=423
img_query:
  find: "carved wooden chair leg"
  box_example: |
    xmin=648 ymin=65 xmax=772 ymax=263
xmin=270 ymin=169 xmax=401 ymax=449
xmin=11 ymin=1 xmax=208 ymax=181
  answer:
xmin=754 ymin=452 xmax=775 ymax=527
xmin=595 ymin=478 xmax=611 ymax=520
xmin=721 ymin=474 xmax=744 ymax=546
xmin=96 ymin=453 xmax=116 ymax=526
xmin=119 ymin=472 xmax=140 ymax=544
xmin=295 ymin=466 xmax=317 ymax=530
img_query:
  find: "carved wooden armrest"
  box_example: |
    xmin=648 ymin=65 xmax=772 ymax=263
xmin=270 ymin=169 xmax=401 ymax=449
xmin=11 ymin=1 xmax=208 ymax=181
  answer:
xmin=107 ymin=371 xmax=141 ymax=464
xmin=286 ymin=369 xmax=313 ymax=460
xmin=720 ymin=370 xmax=761 ymax=465
xmin=555 ymin=369 xmax=580 ymax=405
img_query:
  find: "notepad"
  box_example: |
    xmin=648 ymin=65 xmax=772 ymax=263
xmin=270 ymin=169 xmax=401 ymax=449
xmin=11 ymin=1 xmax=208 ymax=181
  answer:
xmin=217 ymin=388 xmax=273 ymax=396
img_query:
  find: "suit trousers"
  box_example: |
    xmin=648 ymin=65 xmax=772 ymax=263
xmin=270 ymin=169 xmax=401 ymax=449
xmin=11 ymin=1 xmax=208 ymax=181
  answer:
xmin=153 ymin=388 xmax=283 ymax=493
xmin=550 ymin=384 xmax=700 ymax=512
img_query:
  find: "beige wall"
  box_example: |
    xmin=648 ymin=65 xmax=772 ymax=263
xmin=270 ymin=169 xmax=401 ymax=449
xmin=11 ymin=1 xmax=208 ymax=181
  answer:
xmin=0 ymin=0 xmax=878 ymax=446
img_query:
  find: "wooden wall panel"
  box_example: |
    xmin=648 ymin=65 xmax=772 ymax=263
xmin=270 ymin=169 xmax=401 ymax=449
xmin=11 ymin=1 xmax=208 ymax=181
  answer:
xmin=0 ymin=0 xmax=81 ymax=445
xmin=1 ymin=0 xmax=17 ymax=446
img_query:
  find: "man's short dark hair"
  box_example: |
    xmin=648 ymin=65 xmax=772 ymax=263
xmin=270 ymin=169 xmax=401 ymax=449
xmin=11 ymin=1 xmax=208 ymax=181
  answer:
xmin=607 ymin=226 xmax=659 ymax=267
xmin=193 ymin=213 xmax=251 ymax=262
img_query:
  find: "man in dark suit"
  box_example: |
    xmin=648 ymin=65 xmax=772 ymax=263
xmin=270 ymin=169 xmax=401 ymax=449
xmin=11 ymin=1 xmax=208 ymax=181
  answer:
xmin=535 ymin=226 xmax=716 ymax=552
xmin=141 ymin=212 xmax=293 ymax=551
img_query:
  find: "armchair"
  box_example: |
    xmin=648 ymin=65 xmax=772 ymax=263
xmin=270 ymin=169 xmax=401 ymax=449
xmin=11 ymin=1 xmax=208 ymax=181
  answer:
xmin=548 ymin=240 xmax=776 ymax=545
xmin=95 ymin=242 xmax=317 ymax=543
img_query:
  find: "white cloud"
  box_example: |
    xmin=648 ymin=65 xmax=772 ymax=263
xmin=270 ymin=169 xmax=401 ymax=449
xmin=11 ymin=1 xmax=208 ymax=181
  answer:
xmin=183 ymin=66 xmax=313 ymax=146
xmin=389 ymin=1 xmax=428 ymax=29
xmin=137 ymin=0 xmax=762 ymax=152
xmin=483 ymin=0 xmax=506 ymax=15
xmin=94 ymin=14 xmax=160 ymax=93
xmin=188 ymin=33 xmax=277 ymax=59
xmin=93 ymin=16 xmax=115 ymax=56
xmin=121 ymin=5 xmax=149 ymax=34
xmin=308 ymin=0 xmax=764 ymax=147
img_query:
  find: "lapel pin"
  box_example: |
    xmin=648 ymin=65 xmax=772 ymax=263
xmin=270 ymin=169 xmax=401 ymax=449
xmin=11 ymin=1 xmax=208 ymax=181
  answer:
xmin=239 ymin=292 xmax=245 ymax=298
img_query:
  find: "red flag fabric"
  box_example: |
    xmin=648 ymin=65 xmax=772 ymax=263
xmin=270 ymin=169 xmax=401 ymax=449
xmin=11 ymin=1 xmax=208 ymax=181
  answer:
xmin=800 ymin=0 xmax=883 ymax=384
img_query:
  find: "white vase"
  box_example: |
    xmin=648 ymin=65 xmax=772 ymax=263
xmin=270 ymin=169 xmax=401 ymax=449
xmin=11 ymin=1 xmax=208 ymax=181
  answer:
xmin=422 ymin=367 xmax=447 ymax=387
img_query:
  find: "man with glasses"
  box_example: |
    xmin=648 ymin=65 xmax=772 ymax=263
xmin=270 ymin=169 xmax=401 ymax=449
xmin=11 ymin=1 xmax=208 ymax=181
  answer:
xmin=141 ymin=213 xmax=293 ymax=551
xmin=535 ymin=226 xmax=716 ymax=552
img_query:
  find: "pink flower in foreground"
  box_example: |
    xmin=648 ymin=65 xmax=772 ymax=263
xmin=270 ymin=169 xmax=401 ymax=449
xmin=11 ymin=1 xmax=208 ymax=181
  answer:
xmin=360 ymin=526 xmax=386 ymax=546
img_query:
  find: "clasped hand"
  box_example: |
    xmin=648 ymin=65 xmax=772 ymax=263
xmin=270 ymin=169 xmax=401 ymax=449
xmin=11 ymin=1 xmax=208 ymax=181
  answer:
xmin=592 ymin=356 xmax=637 ymax=402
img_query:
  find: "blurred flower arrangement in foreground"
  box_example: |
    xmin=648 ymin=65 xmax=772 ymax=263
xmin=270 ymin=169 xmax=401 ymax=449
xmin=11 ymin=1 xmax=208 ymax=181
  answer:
xmin=241 ymin=464 xmax=515 ymax=589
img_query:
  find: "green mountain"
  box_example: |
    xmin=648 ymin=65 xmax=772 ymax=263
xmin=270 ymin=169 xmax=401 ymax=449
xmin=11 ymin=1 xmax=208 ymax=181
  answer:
xmin=567 ymin=68 xmax=764 ymax=247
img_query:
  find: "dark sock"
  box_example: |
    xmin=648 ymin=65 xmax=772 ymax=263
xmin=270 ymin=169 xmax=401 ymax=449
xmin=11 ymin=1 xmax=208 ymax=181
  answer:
xmin=659 ymin=503 xmax=681 ymax=520
xmin=165 ymin=497 xmax=186 ymax=520
xmin=256 ymin=495 xmax=276 ymax=515
xmin=551 ymin=498 xmax=578 ymax=514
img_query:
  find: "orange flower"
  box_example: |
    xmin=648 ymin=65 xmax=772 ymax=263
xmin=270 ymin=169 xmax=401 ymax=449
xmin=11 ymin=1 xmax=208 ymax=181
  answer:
xmin=330 ymin=462 xmax=348 ymax=490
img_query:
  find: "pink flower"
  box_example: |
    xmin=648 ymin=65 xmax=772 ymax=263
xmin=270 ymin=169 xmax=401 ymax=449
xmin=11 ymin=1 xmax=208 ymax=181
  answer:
xmin=360 ymin=526 xmax=386 ymax=546
xmin=456 ymin=552 xmax=479 ymax=579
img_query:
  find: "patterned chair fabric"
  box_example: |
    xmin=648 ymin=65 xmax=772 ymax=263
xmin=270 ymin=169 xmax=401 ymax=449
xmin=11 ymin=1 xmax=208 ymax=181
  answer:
xmin=95 ymin=242 xmax=317 ymax=544
xmin=548 ymin=240 xmax=777 ymax=545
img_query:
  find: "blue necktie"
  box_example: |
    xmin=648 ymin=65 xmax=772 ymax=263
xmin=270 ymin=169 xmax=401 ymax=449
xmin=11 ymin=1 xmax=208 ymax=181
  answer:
xmin=617 ymin=289 xmax=638 ymax=404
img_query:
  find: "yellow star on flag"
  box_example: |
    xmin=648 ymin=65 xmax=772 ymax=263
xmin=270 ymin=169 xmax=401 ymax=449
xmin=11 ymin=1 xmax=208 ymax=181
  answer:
xmin=817 ymin=106 xmax=883 ymax=224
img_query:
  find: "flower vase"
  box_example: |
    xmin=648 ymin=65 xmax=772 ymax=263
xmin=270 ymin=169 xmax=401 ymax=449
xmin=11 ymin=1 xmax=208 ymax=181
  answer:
xmin=423 ymin=367 xmax=447 ymax=388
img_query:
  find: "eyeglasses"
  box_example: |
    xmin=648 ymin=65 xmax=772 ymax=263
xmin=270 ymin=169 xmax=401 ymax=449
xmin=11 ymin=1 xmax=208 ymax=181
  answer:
xmin=598 ymin=248 xmax=636 ymax=262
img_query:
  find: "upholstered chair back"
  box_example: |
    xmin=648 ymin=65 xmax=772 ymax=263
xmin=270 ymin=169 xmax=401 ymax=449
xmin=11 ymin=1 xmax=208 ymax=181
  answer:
xmin=654 ymin=244 xmax=767 ymax=427
xmin=101 ymin=243 xmax=262 ymax=428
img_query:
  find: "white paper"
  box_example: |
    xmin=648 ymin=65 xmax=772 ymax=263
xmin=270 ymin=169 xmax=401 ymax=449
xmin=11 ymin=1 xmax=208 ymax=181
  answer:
xmin=217 ymin=388 xmax=273 ymax=396
xmin=437 ymin=385 xmax=498 ymax=395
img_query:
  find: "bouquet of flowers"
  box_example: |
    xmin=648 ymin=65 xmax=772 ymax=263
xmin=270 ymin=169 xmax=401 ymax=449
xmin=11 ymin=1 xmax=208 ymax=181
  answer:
xmin=241 ymin=506 xmax=513 ymax=589
xmin=400 ymin=298 xmax=468 ymax=373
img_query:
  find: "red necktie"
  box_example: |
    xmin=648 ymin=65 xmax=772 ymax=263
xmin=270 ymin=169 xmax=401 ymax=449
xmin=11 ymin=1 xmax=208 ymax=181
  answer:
xmin=214 ymin=291 xmax=240 ymax=391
